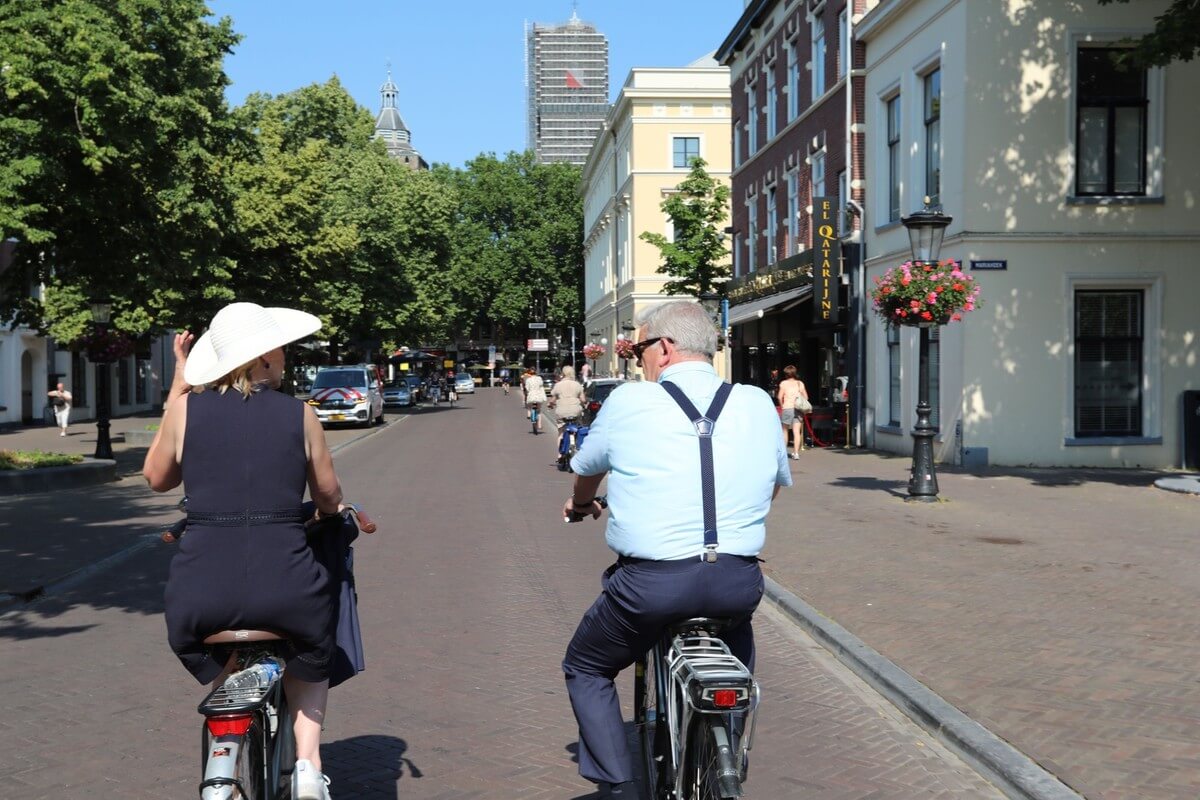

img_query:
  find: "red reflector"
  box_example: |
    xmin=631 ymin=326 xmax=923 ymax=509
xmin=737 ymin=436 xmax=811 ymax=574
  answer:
xmin=589 ymin=402 xmax=600 ymax=411
xmin=712 ymin=690 xmax=738 ymax=708
xmin=207 ymin=715 xmax=253 ymax=736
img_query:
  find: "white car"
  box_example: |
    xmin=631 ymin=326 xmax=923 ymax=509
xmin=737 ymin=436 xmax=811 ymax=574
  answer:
xmin=308 ymin=365 xmax=385 ymax=427
xmin=454 ymin=372 xmax=476 ymax=394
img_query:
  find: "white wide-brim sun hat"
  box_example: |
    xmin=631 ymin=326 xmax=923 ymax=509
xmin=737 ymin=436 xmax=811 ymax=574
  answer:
xmin=183 ymin=302 xmax=322 ymax=386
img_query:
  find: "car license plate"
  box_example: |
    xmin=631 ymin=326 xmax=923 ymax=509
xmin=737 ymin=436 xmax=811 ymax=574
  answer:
xmin=330 ymin=414 xmax=345 ymax=421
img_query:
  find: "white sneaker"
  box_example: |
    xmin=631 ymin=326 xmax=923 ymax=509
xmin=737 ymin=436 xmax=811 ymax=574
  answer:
xmin=293 ymin=759 xmax=332 ymax=800
xmin=60 ymin=431 xmax=66 ymax=436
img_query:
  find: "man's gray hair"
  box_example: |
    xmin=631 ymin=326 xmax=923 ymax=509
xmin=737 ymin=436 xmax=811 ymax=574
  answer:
xmin=635 ymin=301 xmax=717 ymax=359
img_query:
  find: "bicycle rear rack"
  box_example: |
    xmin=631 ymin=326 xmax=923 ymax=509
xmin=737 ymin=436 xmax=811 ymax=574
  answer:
xmin=198 ymin=675 xmax=280 ymax=716
xmin=665 ymin=633 xmax=761 ymax=797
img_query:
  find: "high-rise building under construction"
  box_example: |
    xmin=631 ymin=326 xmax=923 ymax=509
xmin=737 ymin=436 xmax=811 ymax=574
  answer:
xmin=525 ymin=10 xmax=609 ymax=164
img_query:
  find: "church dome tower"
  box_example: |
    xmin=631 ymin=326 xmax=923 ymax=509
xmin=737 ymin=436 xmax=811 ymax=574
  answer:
xmin=373 ymin=70 xmax=426 ymax=170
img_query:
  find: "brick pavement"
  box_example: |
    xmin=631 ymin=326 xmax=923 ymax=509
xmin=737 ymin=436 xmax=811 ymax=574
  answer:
xmin=0 ymin=389 xmax=999 ymax=798
xmin=764 ymin=447 xmax=1200 ymax=800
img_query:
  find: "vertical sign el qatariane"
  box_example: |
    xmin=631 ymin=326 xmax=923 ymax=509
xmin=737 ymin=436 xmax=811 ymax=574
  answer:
xmin=812 ymin=197 xmax=841 ymax=324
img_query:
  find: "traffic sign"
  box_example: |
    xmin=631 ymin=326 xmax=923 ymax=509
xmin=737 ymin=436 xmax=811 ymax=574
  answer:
xmin=528 ymin=322 xmax=547 ymax=329
xmin=527 ymin=338 xmax=549 ymax=352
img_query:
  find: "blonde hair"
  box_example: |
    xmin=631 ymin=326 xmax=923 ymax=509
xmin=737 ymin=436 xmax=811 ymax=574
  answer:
xmin=194 ymin=358 xmax=260 ymax=399
xmin=560 ymin=365 xmax=576 ymax=380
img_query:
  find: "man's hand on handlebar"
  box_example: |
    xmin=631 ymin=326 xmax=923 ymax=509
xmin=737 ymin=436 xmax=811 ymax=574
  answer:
xmin=563 ymin=496 xmax=607 ymax=523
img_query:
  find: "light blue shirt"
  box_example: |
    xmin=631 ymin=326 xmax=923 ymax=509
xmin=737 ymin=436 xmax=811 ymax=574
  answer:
xmin=571 ymin=362 xmax=792 ymax=560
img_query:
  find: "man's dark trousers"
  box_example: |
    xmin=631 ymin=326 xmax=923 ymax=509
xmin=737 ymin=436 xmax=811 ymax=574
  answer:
xmin=562 ymin=554 xmax=764 ymax=786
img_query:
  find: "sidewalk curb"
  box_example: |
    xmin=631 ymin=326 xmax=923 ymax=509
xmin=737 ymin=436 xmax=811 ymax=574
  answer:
xmin=0 ymin=420 xmax=401 ymax=614
xmin=0 ymin=458 xmax=117 ymax=495
xmin=763 ymin=576 xmax=1085 ymax=800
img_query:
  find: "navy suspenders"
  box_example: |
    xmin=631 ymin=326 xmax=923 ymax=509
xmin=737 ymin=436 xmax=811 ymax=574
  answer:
xmin=661 ymin=380 xmax=734 ymax=563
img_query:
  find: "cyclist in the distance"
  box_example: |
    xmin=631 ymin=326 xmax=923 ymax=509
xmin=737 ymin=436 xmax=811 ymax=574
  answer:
xmin=549 ymin=364 xmax=586 ymax=455
xmin=523 ymin=367 xmax=547 ymax=433
xmin=560 ymin=301 xmax=791 ymax=796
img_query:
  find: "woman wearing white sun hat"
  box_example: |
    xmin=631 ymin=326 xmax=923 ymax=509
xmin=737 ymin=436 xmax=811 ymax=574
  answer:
xmin=144 ymin=302 xmax=343 ymax=800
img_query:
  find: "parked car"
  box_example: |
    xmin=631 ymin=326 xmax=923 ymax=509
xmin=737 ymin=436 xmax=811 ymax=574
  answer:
xmin=453 ymin=372 xmax=475 ymax=395
xmin=402 ymin=373 xmax=423 ymax=402
xmin=382 ymin=380 xmax=414 ymax=408
xmin=308 ymin=365 xmax=384 ymax=427
xmin=583 ymin=378 xmax=625 ymax=424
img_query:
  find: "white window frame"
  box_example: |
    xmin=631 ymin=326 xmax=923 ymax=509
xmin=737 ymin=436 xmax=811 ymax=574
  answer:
xmin=746 ymin=199 xmax=758 ymax=274
xmin=786 ymin=41 xmax=799 ymax=122
xmin=786 ymin=171 xmax=800 ymax=256
xmin=837 ymin=169 xmax=847 ymax=236
xmin=878 ymin=84 xmax=902 ymax=224
xmin=671 ymin=135 xmax=702 ymax=170
xmin=838 ymin=8 xmax=848 ymax=79
xmin=747 ymin=86 xmax=759 ymax=155
xmin=1066 ymin=31 xmax=1164 ymax=200
xmin=811 ymin=14 xmax=826 ymax=103
xmin=1065 ymin=273 xmax=1163 ymax=444
xmin=766 ymin=186 xmax=778 ymax=266
xmin=922 ymin=65 xmax=941 ymax=206
xmin=765 ymin=66 xmax=777 ymax=139
xmin=811 ymin=149 xmax=826 ymax=200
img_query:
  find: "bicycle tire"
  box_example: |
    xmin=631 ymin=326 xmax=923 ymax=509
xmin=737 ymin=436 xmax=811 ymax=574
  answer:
xmin=636 ymin=655 xmax=672 ymax=800
xmin=684 ymin=716 xmax=742 ymax=800
xmin=269 ymin=691 xmax=295 ymax=800
xmin=239 ymin=718 xmax=266 ymax=800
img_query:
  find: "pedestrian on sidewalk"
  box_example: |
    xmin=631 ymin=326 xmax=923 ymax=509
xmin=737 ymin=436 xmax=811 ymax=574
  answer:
xmin=143 ymin=302 xmax=346 ymax=800
xmin=47 ymin=382 xmax=72 ymax=436
xmin=777 ymin=365 xmax=809 ymax=459
xmin=560 ymin=301 xmax=791 ymax=795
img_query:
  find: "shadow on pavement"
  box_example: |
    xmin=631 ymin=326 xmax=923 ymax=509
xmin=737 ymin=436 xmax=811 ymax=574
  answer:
xmin=0 ymin=617 xmax=97 ymax=640
xmin=323 ymin=735 xmax=421 ymax=798
xmin=829 ymin=476 xmax=907 ymax=497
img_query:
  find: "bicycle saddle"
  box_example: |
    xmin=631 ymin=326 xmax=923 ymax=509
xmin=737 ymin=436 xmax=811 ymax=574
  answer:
xmin=665 ymin=617 xmax=733 ymax=638
xmin=203 ymin=629 xmax=287 ymax=645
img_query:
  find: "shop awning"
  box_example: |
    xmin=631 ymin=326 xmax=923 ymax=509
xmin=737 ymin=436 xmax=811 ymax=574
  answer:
xmin=727 ymin=286 xmax=811 ymax=326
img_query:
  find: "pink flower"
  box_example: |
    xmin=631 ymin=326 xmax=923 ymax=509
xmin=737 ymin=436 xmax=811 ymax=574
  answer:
xmin=964 ymin=302 xmax=974 ymax=311
xmin=910 ymin=300 xmax=921 ymax=309
xmin=926 ymin=292 xmax=939 ymax=304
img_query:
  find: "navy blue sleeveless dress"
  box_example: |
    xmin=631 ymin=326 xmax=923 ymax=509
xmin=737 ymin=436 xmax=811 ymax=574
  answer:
xmin=164 ymin=388 xmax=334 ymax=685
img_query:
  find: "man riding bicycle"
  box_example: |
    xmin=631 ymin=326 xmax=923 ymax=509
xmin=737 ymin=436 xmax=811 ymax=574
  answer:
xmin=561 ymin=301 xmax=791 ymax=796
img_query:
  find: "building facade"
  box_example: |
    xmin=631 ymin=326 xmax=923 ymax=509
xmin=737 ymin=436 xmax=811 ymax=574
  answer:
xmin=859 ymin=0 xmax=1200 ymax=468
xmin=372 ymin=72 xmax=427 ymax=170
xmin=526 ymin=11 xmax=610 ymax=165
xmin=580 ymin=62 xmax=732 ymax=378
xmin=718 ymin=0 xmax=866 ymax=443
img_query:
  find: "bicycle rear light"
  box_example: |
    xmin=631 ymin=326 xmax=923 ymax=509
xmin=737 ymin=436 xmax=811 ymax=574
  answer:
xmin=206 ymin=715 xmax=253 ymax=737
xmin=711 ymin=689 xmax=739 ymax=708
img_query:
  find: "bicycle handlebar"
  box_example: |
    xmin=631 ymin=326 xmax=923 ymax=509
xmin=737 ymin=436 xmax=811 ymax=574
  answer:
xmin=161 ymin=503 xmax=376 ymax=543
xmin=564 ymin=495 xmax=608 ymax=524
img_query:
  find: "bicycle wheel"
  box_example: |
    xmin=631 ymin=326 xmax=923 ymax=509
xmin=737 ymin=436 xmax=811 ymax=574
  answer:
xmin=269 ymin=691 xmax=295 ymax=800
xmin=684 ymin=716 xmax=741 ymax=800
xmin=636 ymin=655 xmax=671 ymax=800
xmin=237 ymin=718 xmax=266 ymax=799
xmin=530 ymin=407 xmax=539 ymax=434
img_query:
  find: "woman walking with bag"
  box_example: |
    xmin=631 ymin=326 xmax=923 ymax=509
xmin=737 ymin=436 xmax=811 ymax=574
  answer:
xmin=777 ymin=365 xmax=810 ymax=459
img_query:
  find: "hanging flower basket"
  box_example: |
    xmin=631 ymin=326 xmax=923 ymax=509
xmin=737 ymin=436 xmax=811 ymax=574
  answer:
xmin=871 ymin=260 xmax=981 ymax=326
xmin=582 ymin=343 xmax=607 ymax=361
xmin=79 ymin=328 xmax=135 ymax=363
xmin=614 ymin=338 xmax=636 ymax=360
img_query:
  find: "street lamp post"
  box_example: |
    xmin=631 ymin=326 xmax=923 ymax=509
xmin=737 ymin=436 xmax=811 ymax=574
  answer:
xmin=900 ymin=199 xmax=952 ymax=502
xmin=89 ymin=300 xmax=114 ymax=461
xmin=620 ymin=321 xmax=634 ymax=378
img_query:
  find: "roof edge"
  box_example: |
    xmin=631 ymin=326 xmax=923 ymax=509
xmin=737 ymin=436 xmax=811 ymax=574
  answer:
xmin=715 ymin=0 xmax=774 ymax=65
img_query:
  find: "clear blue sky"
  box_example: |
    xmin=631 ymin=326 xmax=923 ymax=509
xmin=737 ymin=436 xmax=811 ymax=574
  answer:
xmin=207 ymin=1 xmax=742 ymax=167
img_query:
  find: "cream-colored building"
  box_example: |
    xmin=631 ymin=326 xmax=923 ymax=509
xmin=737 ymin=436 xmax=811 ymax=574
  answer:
xmin=859 ymin=0 xmax=1200 ymax=468
xmin=580 ymin=60 xmax=732 ymax=378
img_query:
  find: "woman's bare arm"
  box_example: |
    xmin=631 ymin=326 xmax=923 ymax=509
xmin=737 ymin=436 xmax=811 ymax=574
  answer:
xmin=143 ymin=393 xmax=187 ymax=492
xmin=304 ymin=405 xmax=343 ymax=514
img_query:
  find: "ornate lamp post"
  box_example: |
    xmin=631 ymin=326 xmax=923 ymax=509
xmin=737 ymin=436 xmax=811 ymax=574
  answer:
xmin=89 ymin=299 xmax=114 ymax=461
xmin=618 ymin=321 xmax=635 ymax=378
xmin=900 ymin=199 xmax=952 ymax=502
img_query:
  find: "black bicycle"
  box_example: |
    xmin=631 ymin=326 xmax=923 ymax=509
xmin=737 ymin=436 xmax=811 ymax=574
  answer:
xmin=162 ymin=504 xmax=376 ymax=800
xmin=635 ymin=617 xmax=759 ymax=799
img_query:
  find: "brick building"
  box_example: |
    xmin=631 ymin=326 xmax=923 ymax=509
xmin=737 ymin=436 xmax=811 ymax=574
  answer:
xmin=717 ymin=0 xmax=867 ymax=443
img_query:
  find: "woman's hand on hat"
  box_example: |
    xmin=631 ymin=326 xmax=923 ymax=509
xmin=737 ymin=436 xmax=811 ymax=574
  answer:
xmin=170 ymin=331 xmax=195 ymax=398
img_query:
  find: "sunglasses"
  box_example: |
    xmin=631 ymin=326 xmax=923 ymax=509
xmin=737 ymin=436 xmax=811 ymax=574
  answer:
xmin=632 ymin=337 xmax=673 ymax=365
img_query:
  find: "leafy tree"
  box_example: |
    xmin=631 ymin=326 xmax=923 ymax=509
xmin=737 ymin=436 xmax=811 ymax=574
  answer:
xmin=639 ymin=158 xmax=731 ymax=297
xmin=440 ymin=152 xmax=584 ymax=341
xmin=0 ymin=0 xmax=238 ymax=341
xmin=1098 ymin=0 xmax=1200 ymax=67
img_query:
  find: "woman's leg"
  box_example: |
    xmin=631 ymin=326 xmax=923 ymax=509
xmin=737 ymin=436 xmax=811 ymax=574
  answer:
xmin=285 ymin=673 xmax=330 ymax=770
xmin=794 ymin=418 xmax=805 ymax=451
xmin=780 ymin=423 xmax=791 ymax=452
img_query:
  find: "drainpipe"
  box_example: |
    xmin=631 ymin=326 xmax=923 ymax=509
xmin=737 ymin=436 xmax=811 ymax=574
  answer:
xmin=846 ymin=1 xmax=866 ymax=447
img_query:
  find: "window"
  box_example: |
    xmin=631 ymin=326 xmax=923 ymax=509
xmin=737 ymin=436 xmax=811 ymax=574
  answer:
xmin=838 ymin=8 xmax=848 ymax=79
xmin=747 ymin=87 xmax=758 ymax=155
xmin=733 ymin=233 xmax=742 ymax=277
xmin=811 ymin=150 xmax=826 ymax=199
xmin=786 ymin=42 xmax=799 ymax=121
xmin=1076 ymin=47 xmax=1147 ymax=195
xmin=734 ymin=123 xmax=742 ymax=168
xmin=924 ymin=68 xmax=941 ymax=205
xmin=673 ymin=137 xmax=700 ymax=169
xmin=1075 ymin=290 xmax=1143 ymax=436
xmin=928 ymin=326 xmax=940 ymax=431
xmin=786 ymin=172 xmax=799 ymax=255
xmin=887 ymin=325 xmax=901 ymax=425
xmin=765 ymin=66 xmax=777 ymax=139
xmin=766 ymin=187 xmax=777 ymax=266
xmin=747 ymin=201 xmax=758 ymax=274
xmin=811 ymin=15 xmax=826 ymax=101
xmin=887 ymin=95 xmax=901 ymax=222
xmin=837 ymin=169 xmax=847 ymax=236
xmin=118 ymin=358 xmax=130 ymax=405
xmin=72 ymin=353 xmax=87 ymax=406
